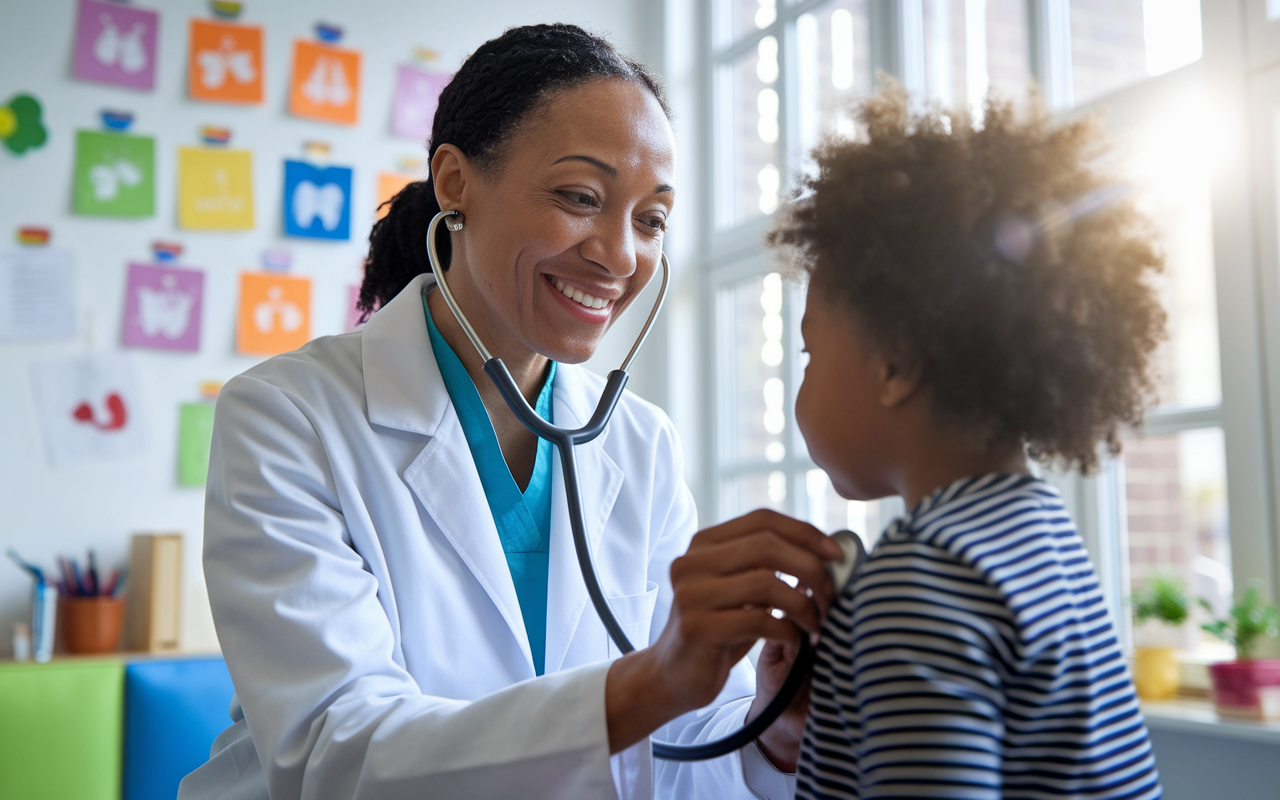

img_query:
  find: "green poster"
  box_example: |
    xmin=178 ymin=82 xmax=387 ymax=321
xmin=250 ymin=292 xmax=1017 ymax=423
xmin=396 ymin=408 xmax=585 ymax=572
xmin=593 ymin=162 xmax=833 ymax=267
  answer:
xmin=178 ymin=403 xmax=216 ymax=486
xmin=73 ymin=130 xmax=155 ymax=218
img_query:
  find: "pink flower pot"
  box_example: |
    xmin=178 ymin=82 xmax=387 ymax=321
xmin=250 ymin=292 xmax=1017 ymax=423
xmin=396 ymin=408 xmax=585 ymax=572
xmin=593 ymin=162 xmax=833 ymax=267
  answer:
xmin=1208 ymin=659 xmax=1280 ymax=720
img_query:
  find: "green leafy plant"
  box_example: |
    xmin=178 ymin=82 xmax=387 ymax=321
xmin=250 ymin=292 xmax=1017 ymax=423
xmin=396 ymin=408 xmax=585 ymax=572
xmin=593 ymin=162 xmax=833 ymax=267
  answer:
xmin=1200 ymin=582 xmax=1280 ymax=660
xmin=1132 ymin=574 xmax=1189 ymax=626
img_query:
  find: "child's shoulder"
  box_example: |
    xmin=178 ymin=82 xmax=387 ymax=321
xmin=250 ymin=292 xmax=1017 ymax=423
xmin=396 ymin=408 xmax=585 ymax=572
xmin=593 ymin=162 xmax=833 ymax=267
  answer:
xmin=881 ymin=474 xmax=1078 ymax=578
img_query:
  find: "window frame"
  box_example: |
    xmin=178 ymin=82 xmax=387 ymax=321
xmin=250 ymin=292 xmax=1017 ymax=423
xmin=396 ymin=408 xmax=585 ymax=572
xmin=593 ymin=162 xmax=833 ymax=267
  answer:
xmin=690 ymin=0 xmax=1276 ymax=635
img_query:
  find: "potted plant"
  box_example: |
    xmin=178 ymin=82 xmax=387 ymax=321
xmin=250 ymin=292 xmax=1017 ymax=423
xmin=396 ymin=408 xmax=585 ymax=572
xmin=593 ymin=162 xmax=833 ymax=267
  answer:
xmin=1201 ymin=582 xmax=1280 ymax=720
xmin=1130 ymin=575 xmax=1189 ymax=700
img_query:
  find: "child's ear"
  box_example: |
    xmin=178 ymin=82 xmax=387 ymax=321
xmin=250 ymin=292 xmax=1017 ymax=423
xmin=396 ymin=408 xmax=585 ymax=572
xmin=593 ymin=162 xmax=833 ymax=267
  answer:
xmin=877 ymin=353 xmax=923 ymax=409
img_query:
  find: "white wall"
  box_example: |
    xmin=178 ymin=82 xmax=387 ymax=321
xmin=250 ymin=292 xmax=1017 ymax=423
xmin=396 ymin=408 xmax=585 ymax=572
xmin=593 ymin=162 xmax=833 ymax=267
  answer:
xmin=0 ymin=0 xmax=655 ymax=657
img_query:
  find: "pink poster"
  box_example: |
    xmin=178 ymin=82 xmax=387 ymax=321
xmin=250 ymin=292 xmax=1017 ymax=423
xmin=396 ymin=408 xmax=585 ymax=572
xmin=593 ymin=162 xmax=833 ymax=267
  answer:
xmin=121 ymin=263 xmax=204 ymax=352
xmin=391 ymin=65 xmax=450 ymax=140
xmin=346 ymin=284 xmax=365 ymax=331
xmin=72 ymin=0 xmax=159 ymax=91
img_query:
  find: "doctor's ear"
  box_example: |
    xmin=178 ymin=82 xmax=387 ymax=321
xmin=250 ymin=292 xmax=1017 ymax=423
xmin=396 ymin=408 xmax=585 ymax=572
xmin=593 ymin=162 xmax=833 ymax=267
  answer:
xmin=430 ymin=144 xmax=476 ymax=215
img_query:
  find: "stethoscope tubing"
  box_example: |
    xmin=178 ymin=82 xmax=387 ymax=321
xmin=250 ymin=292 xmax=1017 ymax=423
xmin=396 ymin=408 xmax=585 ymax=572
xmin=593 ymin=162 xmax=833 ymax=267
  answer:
xmin=425 ymin=208 xmax=814 ymax=761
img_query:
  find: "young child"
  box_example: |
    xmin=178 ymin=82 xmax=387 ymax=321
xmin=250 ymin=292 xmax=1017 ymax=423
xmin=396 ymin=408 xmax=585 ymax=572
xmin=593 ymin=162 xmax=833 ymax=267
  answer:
xmin=770 ymin=85 xmax=1166 ymax=799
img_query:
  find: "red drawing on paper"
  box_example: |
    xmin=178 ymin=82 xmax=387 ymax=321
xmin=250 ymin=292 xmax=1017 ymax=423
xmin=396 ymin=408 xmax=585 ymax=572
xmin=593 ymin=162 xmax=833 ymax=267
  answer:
xmin=72 ymin=392 xmax=128 ymax=431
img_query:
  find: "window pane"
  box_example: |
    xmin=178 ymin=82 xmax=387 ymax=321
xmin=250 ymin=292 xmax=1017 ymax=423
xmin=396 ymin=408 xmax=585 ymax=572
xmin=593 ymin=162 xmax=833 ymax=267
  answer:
xmin=718 ymin=273 xmax=787 ymax=465
xmin=1124 ymin=427 xmax=1232 ymax=655
xmin=985 ymin=0 xmax=1032 ymax=102
xmin=716 ymin=42 xmax=783 ymax=228
xmin=795 ymin=0 xmax=871 ymax=160
xmin=721 ymin=471 xmax=789 ymax=520
xmin=716 ymin=0 xmax=779 ymax=47
xmin=1071 ymin=0 xmax=1203 ymax=107
xmin=1110 ymin=87 xmax=1221 ymax=408
xmin=922 ymin=0 xmax=969 ymax=107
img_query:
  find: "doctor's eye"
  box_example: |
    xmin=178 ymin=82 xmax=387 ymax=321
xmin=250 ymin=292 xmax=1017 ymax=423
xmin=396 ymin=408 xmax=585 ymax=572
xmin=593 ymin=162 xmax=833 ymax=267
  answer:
xmin=638 ymin=214 xmax=668 ymax=234
xmin=561 ymin=191 xmax=600 ymax=209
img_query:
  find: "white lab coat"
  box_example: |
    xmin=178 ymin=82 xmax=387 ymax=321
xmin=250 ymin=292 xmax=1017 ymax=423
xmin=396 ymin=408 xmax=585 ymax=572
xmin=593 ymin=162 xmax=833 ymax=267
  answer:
xmin=178 ymin=274 xmax=795 ymax=800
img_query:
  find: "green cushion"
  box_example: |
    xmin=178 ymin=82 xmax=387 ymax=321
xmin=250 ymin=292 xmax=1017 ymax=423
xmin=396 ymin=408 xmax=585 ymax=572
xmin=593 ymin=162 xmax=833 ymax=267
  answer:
xmin=0 ymin=659 xmax=124 ymax=800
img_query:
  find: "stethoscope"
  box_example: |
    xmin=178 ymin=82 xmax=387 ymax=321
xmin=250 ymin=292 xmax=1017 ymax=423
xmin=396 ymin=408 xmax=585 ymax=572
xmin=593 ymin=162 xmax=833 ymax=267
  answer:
xmin=425 ymin=208 xmax=866 ymax=761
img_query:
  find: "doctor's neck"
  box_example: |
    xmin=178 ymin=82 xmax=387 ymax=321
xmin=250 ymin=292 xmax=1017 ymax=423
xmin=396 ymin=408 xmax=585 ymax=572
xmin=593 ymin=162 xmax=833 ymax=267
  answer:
xmin=426 ymin=286 xmax=550 ymax=408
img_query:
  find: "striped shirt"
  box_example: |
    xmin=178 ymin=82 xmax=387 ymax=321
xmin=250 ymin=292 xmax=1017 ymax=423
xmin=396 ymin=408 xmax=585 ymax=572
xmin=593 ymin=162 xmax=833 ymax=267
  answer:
xmin=797 ymin=474 xmax=1161 ymax=800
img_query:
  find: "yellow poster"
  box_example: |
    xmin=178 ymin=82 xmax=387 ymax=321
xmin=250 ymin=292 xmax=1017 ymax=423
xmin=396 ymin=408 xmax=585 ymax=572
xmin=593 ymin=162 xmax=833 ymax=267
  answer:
xmin=178 ymin=147 xmax=254 ymax=230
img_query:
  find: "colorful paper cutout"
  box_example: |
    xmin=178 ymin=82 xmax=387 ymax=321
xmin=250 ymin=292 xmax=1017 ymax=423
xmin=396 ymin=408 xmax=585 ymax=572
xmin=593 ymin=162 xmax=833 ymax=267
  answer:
xmin=289 ymin=39 xmax=361 ymax=125
xmin=32 ymin=353 xmax=146 ymax=467
xmin=237 ymin=272 xmax=311 ymax=355
xmin=178 ymin=146 xmax=254 ymax=229
xmin=0 ymin=249 xmax=75 ymax=341
xmin=391 ymin=65 xmax=450 ymax=140
xmin=346 ymin=284 xmax=365 ymax=331
xmin=178 ymin=402 xmax=216 ymax=486
xmin=375 ymin=172 xmax=414 ymax=220
xmin=283 ymin=160 xmax=351 ymax=240
xmin=72 ymin=0 xmax=159 ymax=90
xmin=73 ymin=130 xmax=155 ymax=218
xmin=1 ymin=95 xmax=48 ymax=156
xmin=189 ymin=19 xmax=263 ymax=104
xmin=121 ymin=262 xmax=205 ymax=352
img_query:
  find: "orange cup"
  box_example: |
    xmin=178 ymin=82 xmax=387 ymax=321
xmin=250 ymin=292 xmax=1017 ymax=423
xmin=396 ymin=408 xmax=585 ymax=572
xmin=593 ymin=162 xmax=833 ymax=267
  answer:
xmin=59 ymin=596 xmax=124 ymax=654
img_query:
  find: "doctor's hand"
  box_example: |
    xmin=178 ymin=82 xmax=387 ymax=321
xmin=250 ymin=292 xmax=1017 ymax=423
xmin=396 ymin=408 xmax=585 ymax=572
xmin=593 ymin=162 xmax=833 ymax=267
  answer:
xmin=605 ymin=509 xmax=840 ymax=755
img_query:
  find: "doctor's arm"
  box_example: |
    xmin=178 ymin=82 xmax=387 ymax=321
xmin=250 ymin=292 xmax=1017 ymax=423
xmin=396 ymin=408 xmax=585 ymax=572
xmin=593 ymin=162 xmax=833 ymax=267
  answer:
xmin=205 ymin=374 xmax=625 ymax=800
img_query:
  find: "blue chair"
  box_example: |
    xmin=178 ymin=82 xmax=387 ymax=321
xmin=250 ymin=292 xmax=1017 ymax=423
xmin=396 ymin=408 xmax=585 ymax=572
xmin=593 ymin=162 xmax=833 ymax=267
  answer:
xmin=123 ymin=657 xmax=234 ymax=800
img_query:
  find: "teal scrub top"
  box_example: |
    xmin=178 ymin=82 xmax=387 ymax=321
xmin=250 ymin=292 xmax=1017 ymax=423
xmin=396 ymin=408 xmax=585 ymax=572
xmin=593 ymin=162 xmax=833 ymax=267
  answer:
xmin=422 ymin=291 xmax=556 ymax=675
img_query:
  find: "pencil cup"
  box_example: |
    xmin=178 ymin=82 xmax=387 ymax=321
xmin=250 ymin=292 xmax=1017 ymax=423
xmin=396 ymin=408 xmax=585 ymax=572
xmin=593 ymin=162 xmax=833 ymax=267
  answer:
xmin=60 ymin=596 xmax=125 ymax=654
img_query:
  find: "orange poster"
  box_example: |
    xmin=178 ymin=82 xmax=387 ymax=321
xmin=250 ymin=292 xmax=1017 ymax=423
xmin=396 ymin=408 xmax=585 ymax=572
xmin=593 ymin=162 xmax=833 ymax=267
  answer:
xmin=237 ymin=272 xmax=311 ymax=355
xmin=375 ymin=172 xmax=415 ymax=219
xmin=289 ymin=39 xmax=361 ymax=125
xmin=189 ymin=19 xmax=263 ymax=103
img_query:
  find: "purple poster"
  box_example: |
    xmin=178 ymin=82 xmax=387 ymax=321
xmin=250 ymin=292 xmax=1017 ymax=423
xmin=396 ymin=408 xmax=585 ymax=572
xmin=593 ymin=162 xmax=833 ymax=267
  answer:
xmin=346 ymin=284 xmax=365 ymax=331
xmin=72 ymin=0 xmax=159 ymax=91
xmin=391 ymin=65 xmax=450 ymax=141
xmin=121 ymin=263 xmax=204 ymax=352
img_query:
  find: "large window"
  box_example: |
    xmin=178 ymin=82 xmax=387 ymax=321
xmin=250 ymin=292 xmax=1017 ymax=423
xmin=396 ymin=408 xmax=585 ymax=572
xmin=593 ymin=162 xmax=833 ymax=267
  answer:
xmin=699 ymin=0 xmax=1268 ymax=656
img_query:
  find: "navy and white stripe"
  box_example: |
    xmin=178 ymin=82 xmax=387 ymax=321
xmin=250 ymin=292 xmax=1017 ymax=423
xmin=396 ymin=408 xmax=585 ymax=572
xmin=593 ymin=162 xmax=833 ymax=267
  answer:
xmin=797 ymin=474 xmax=1160 ymax=800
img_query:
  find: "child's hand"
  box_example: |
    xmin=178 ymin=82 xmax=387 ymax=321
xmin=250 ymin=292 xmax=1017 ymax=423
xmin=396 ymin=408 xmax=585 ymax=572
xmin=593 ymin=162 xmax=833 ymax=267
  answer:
xmin=748 ymin=627 xmax=813 ymax=772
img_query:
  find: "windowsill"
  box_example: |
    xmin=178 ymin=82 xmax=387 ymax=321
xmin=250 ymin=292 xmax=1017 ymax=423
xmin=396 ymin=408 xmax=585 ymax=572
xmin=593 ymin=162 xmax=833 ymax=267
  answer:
xmin=1141 ymin=697 xmax=1280 ymax=744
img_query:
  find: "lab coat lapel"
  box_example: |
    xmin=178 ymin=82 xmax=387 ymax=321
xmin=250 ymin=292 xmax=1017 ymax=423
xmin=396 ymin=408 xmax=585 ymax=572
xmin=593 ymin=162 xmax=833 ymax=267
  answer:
xmin=544 ymin=365 xmax=623 ymax=674
xmin=364 ymin=274 xmax=534 ymax=674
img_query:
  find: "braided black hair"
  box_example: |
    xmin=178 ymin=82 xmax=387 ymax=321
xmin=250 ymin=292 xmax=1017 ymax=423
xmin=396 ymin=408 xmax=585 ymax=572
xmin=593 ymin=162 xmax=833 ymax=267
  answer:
xmin=358 ymin=24 xmax=669 ymax=318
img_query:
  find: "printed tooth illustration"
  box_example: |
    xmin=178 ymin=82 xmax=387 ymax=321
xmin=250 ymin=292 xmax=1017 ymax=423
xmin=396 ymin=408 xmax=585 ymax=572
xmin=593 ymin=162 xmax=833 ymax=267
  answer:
xmin=87 ymin=158 xmax=141 ymax=201
xmin=92 ymin=15 xmax=148 ymax=74
xmin=292 ymin=180 xmax=345 ymax=231
xmin=137 ymin=279 xmax=195 ymax=339
xmin=253 ymin=286 xmax=304 ymax=334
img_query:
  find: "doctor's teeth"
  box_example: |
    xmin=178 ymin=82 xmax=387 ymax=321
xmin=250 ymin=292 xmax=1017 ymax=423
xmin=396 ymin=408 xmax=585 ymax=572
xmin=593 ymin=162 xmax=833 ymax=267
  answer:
xmin=551 ymin=278 xmax=609 ymax=310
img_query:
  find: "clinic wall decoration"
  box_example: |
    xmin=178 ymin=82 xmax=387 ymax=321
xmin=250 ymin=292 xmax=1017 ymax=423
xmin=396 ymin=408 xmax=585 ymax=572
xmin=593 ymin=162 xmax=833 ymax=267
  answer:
xmin=391 ymin=64 xmax=449 ymax=141
xmin=177 ymin=145 xmax=254 ymax=229
xmin=73 ymin=129 xmax=156 ymax=218
xmin=32 ymin=353 xmax=146 ymax=467
xmin=289 ymin=39 xmax=362 ymax=126
xmin=1 ymin=94 xmax=48 ymax=156
xmin=121 ymin=262 xmax=205 ymax=352
xmin=283 ymin=159 xmax=352 ymax=240
xmin=188 ymin=18 xmax=264 ymax=104
xmin=72 ymin=0 xmax=160 ymax=91
xmin=236 ymin=271 xmax=312 ymax=355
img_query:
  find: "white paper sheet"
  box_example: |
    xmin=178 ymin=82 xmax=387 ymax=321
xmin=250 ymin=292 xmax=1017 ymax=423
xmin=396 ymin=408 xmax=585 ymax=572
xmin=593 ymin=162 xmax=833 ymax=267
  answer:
xmin=32 ymin=352 xmax=146 ymax=467
xmin=0 ymin=249 xmax=76 ymax=341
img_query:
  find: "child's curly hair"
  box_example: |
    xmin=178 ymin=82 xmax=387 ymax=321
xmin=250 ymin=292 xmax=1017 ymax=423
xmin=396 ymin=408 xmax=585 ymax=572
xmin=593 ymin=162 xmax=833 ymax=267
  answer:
xmin=769 ymin=83 xmax=1166 ymax=474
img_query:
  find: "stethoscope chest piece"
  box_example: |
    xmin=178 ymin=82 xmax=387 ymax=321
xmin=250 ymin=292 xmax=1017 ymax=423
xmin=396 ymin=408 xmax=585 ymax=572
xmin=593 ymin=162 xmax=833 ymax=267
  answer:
xmin=827 ymin=530 xmax=867 ymax=596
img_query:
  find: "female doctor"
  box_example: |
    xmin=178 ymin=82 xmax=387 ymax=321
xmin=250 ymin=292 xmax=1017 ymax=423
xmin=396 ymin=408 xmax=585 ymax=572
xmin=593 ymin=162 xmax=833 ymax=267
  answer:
xmin=179 ymin=24 xmax=840 ymax=800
